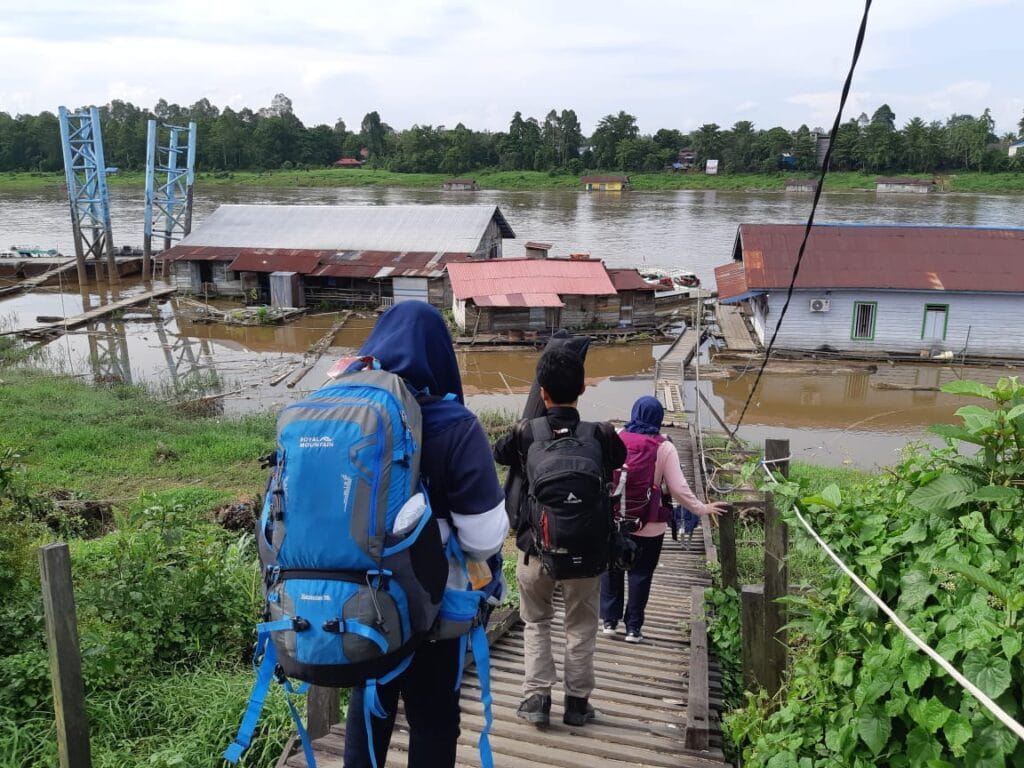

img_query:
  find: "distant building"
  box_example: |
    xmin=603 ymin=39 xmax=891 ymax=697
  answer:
xmin=581 ymin=175 xmax=630 ymax=192
xmin=876 ymin=177 xmax=934 ymax=194
xmin=606 ymin=268 xmax=657 ymax=328
xmin=447 ymin=257 xmax=624 ymax=333
xmin=164 ymin=204 xmax=515 ymax=307
xmin=333 ymin=158 xmax=364 ymax=168
xmin=809 ymin=129 xmax=831 ymax=168
xmin=442 ymin=179 xmax=479 ymax=191
xmin=1009 ymin=139 xmax=1024 ymax=157
xmin=677 ymin=148 xmax=697 ymax=170
xmin=524 ymin=241 xmax=553 ymax=259
xmin=714 ymin=223 xmax=1024 ymax=359
xmin=784 ymin=179 xmax=819 ymax=193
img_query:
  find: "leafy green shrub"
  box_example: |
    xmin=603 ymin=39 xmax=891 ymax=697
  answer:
xmin=727 ymin=377 xmax=1024 ymax=767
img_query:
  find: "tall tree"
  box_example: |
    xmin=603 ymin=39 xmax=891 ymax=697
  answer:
xmin=590 ymin=111 xmax=639 ymax=168
xmin=690 ymin=123 xmax=722 ymax=168
xmin=360 ymin=111 xmax=386 ymax=159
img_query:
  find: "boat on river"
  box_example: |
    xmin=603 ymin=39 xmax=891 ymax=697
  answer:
xmin=6 ymin=245 xmax=61 ymax=258
xmin=638 ymin=267 xmax=701 ymax=290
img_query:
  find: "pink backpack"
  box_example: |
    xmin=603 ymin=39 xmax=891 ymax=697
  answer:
xmin=613 ymin=432 xmax=670 ymax=527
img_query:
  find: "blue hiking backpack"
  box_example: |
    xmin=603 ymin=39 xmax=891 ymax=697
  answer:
xmin=224 ymin=358 xmax=496 ymax=768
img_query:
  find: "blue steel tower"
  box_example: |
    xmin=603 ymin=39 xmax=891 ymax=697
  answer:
xmin=143 ymin=120 xmax=197 ymax=280
xmin=58 ymin=106 xmax=116 ymax=283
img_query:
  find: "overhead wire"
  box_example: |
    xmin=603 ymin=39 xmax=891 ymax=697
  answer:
xmin=729 ymin=0 xmax=874 ymax=438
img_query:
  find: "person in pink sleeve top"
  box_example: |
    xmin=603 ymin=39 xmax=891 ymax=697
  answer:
xmin=600 ymin=396 xmax=728 ymax=643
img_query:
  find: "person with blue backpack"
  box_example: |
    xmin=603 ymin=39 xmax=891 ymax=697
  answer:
xmin=223 ymin=301 xmax=507 ymax=768
xmin=342 ymin=301 xmax=509 ymax=768
xmin=601 ymin=396 xmax=727 ymax=643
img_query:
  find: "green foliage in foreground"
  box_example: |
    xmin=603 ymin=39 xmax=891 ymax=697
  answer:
xmin=725 ymin=377 xmax=1024 ymax=767
xmin=0 ymin=368 xmax=274 ymax=499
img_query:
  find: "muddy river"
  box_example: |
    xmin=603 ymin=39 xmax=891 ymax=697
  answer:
xmin=2 ymin=185 xmax=1021 ymax=469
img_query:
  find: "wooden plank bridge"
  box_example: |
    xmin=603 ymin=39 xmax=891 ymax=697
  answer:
xmin=14 ymin=287 xmax=177 ymax=339
xmin=281 ymin=424 xmax=729 ymax=768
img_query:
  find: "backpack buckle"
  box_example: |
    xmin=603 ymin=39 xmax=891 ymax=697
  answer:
xmin=291 ymin=617 xmax=310 ymax=632
xmin=322 ymin=619 xmax=341 ymax=634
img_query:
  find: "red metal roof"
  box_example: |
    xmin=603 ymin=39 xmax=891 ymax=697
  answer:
xmin=230 ymin=250 xmax=323 ymax=273
xmin=447 ymin=258 xmax=616 ymax=304
xmin=164 ymin=246 xmax=239 ymax=262
xmin=717 ymin=224 xmax=1024 ymax=298
xmin=607 ymin=268 xmax=656 ymax=292
xmin=333 ymin=158 xmax=363 ymax=166
xmin=475 ymin=293 xmax=564 ymax=308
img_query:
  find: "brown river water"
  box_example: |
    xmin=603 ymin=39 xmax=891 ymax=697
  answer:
xmin=2 ymin=185 xmax=1021 ymax=469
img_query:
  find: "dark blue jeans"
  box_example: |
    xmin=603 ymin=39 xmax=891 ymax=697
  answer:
xmin=343 ymin=638 xmax=462 ymax=768
xmin=600 ymin=533 xmax=665 ymax=634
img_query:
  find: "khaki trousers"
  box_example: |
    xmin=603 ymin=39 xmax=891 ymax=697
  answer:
xmin=516 ymin=550 xmax=600 ymax=699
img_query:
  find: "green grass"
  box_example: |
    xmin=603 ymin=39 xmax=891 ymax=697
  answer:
xmin=0 ymin=664 xmax=300 ymax=768
xmin=4 ymin=168 xmax=1022 ymax=193
xmin=0 ymin=368 xmax=274 ymax=500
xmin=719 ymin=460 xmax=875 ymax=587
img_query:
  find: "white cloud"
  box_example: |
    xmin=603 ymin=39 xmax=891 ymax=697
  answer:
xmin=1 ymin=0 xmax=1022 ymax=134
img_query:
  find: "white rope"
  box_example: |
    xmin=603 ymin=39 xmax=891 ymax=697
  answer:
xmin=759 ymin=461 xmax=1024 ymax=742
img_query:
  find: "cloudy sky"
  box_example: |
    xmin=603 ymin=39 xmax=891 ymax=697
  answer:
xmin=1 ymin=0 xmax=1021 ymax=136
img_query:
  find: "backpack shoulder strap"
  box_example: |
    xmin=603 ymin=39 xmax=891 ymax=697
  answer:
xmin=529 ymin=416 xmax=553 ymax=443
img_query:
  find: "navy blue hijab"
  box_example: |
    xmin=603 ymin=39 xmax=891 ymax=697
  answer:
xmin=624 ymin=396 xmax=664 ymax=435
xmin=358 ymin=301 xmax=467 ymax=433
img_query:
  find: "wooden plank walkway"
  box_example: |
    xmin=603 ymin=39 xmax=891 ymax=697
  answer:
xmin=714 ymin=306 xmax=757 ymax=353
xmin=0 ymin=259 xmax=78 ymax=299
xmin=283 ymin=423 xmax=729 ymax=768
xmin=655 ymin=329 xmax=701 ymax=415
xmin=16 ymin=287 xmax=177 ymax=338
xmin=285 ymin=542 xmax=727 ymax=768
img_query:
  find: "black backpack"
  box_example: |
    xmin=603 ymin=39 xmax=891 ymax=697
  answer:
xmin=524 ymin=417 xmax=613 ymax=580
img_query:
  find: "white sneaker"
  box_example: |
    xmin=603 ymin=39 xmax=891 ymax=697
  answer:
xmin=624 ymin=631 xmax=643 ymax=644
xmin=601 ymin=623 xmax=617 ymax=635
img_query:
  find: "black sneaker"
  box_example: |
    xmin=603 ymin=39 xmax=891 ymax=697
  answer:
xmin=563 ymin=695 xmax=596 ymax=726
xmin=516 ymin=693 xmax=551 ymax=727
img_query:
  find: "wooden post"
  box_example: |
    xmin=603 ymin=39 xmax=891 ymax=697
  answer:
xmin=763 ymin=439 xmax=790 ymax=699
xmin=740 ymin=584 xmax=766 ymax=691
xmin=305 ymin=686 xmax=339 ymax=740
xmin=683 ymin=619 xmax=709 ymax=750
xmin=718 ymin=504 xmax=738 ymax=591
xmin=39 ymin=543 xmax=91 ymax=768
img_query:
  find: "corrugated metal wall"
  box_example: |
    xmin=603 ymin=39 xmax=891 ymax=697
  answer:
xmin=766 ymin=289 xmax=1024 ymax=357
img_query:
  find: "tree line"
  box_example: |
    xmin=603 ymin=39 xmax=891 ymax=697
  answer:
xmin=2 ymin=94 xmax=1023 ymax=176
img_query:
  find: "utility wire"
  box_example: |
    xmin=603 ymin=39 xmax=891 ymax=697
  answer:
xmin=730 ymin=0 xmax=873 ymax=437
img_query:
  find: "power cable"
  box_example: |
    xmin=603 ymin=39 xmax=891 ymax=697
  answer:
xmin=730 ymin=0 xmax=874 ymax=437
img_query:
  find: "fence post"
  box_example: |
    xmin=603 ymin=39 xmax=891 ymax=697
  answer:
xmin=39 ymin=543 xmax=92 ymax=768
xmin=718 ymin=503 xmax=738 ymax=591
xmin=306 ymin=686 xmax=340 ymax=740
xmin=763 ymin=439 xmax=790 ymax=699
xmin=740 ymin=584 xmax=766 ymax=691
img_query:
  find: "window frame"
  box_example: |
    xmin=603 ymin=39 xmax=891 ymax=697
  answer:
xmin=920 ymin=303 xmax=949 ymax=341
xmin=850 ymin=301 xmax=878 ymax=341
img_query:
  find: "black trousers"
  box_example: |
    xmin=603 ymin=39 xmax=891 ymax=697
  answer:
xmin=344 ymin=638 xmax=462 ymax=768
xmin=599 ymin=533 xmax=665 ymax=634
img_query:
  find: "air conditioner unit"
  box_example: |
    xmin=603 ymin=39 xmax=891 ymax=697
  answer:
xmin=809 ymin=298 xmax=831 ymax=313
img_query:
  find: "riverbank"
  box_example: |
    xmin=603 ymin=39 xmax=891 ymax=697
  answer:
xmin=5 ymin=169 xmax=1024 ymax=194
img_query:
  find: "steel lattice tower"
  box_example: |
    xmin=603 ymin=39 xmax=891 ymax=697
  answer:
xmin=58 ymin=106 xmax=116 ymax=284
xmin=143 ymin=120 xmax=197 ymax=280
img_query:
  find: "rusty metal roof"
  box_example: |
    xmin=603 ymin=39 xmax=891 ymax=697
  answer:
xmin=607 ymin=268 xmax=656 ymax=292
xmin=717 ymin=224 xmax=1024 ymax=298
xmin=164 ymin=245 xmax=238 ymax=262
xmin=447 ymin=258 xmax=616 ymax=304
xmin=164 ymin=203 xmax=515 ymax=256
xmin=310 ymin=251 xmax=469 ymax=279
xmin=230 ymin=250 xmax=324 ymax=273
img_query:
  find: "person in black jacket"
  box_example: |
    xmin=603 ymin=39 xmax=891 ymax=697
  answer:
xmin=494 ymin=346 xmax=626 ymax=728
